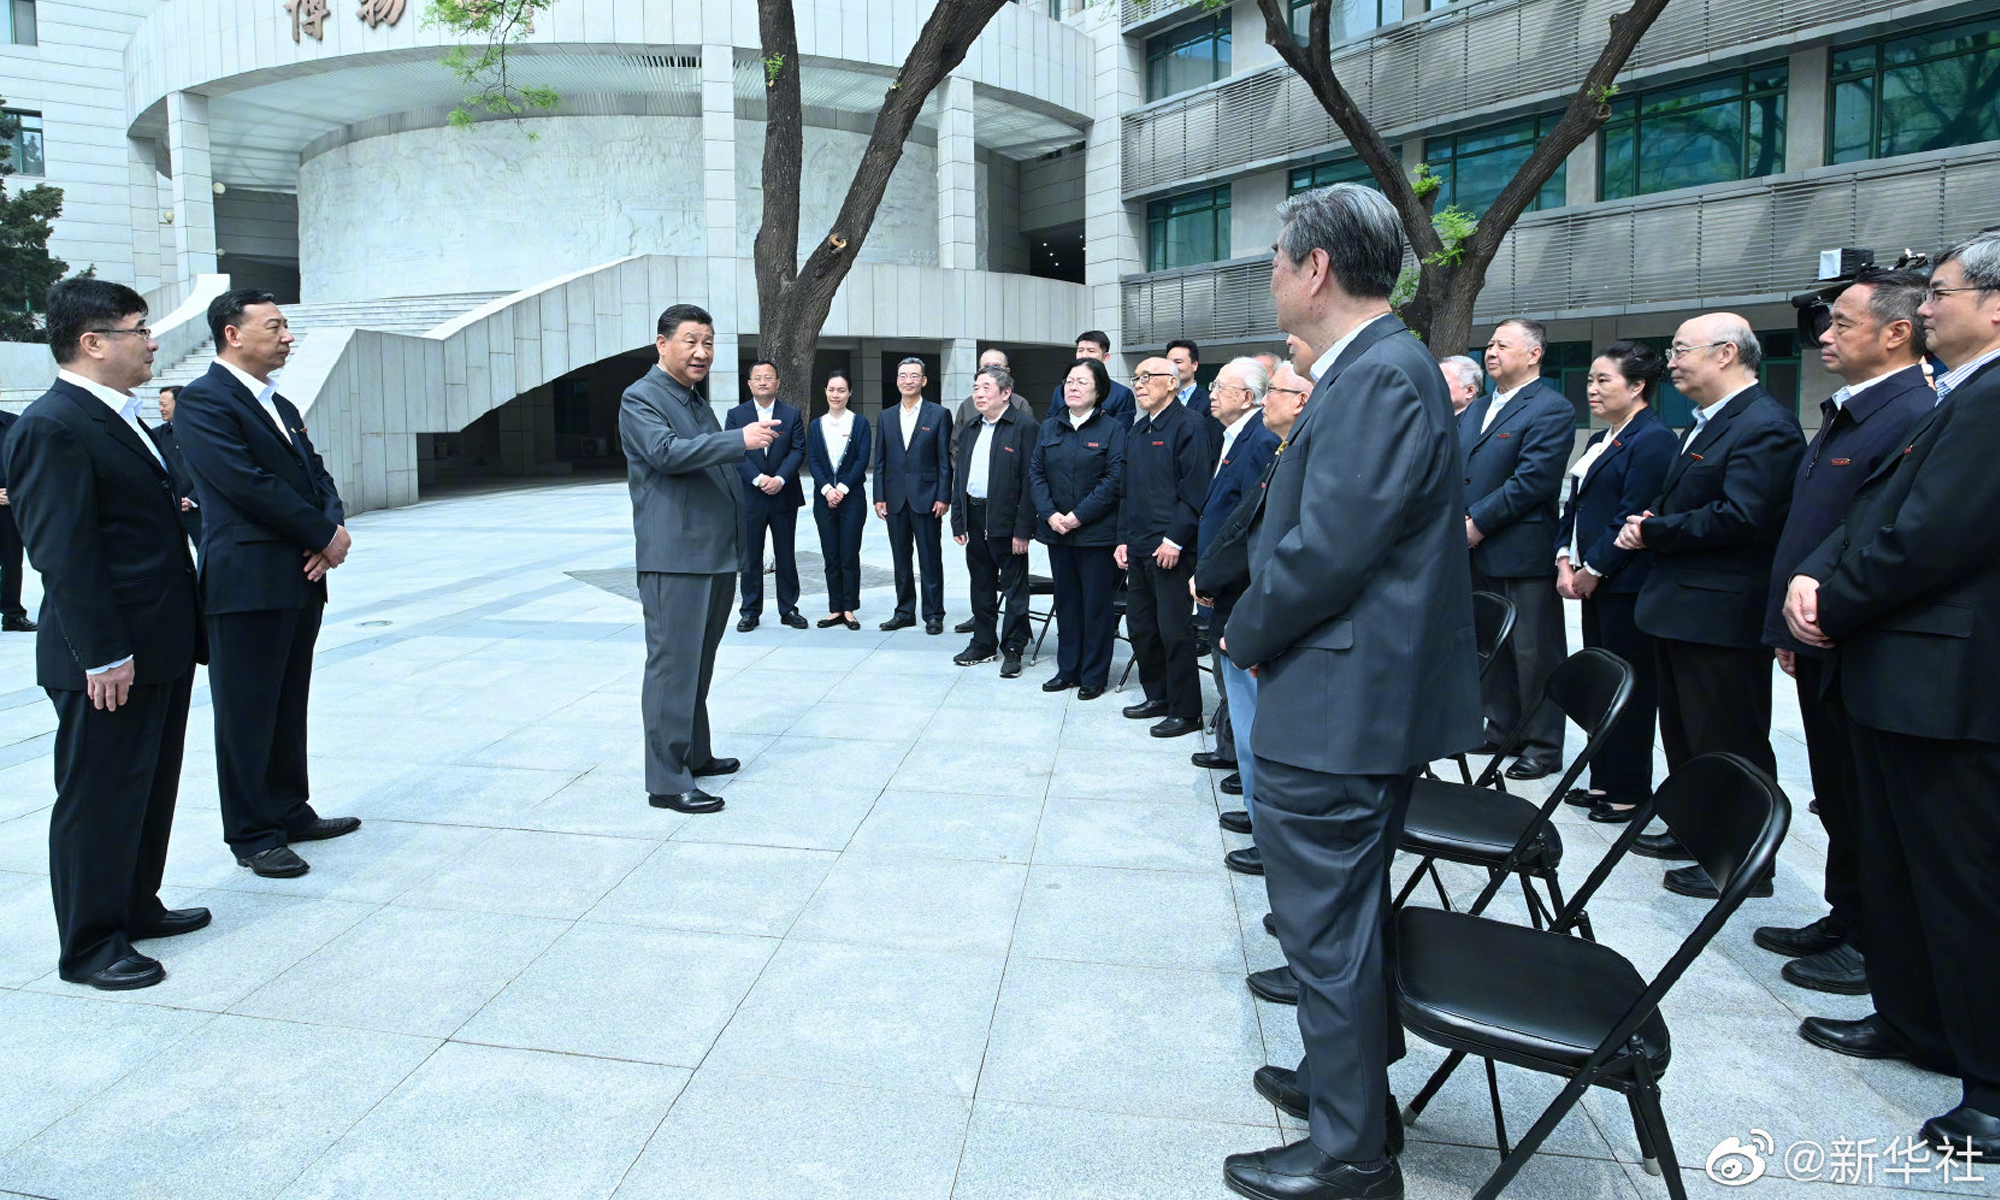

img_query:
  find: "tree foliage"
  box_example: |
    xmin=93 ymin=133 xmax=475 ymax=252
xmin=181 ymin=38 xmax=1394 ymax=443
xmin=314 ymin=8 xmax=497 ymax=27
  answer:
xmin=423 ymin=0 xmax=559 ymax=129
xmin=0 ymin=104 xmax=69 ymax=343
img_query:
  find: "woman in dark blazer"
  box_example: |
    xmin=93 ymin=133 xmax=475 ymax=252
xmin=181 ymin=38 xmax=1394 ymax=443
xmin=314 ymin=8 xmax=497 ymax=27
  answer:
xmin=1554 ymin=340 xmax=1680 ymax=821
xmin=807 ymin=370 xmax=870 ymax=629
xmin=1029 ymin=357 xmax=1126 ymax=699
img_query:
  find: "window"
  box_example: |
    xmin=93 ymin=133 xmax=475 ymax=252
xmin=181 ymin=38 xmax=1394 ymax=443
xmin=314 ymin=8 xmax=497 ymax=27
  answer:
xmin=3 ymin=110 xmax=42 ymax=177
xmin=1289 ymin=0 xmax=1397 ymax=44
xmin=1288 ymin=154 xmax=1382 ymax=194
xmin=1830 ymin=17 xmax=2000 ymax=164
xmin=1599 ymin=64 xmax=1787 ymax=201
xmin=1423 ymin=115 xmax=1567 ymax=216
xmin=1145 ymin=13 xmax=1230 ymax=101
xmin=1146 ymin=185 xmax=1231 ymax=271
xmin=1 ymin=0 xmax=34 ymax=45
xmin=1543 ymin=341 xmax=1597 ymax=428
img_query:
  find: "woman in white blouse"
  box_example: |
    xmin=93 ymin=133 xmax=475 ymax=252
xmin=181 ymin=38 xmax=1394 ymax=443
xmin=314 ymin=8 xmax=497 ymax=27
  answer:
xmin=806 ymin=370 xmax=871 ymax=629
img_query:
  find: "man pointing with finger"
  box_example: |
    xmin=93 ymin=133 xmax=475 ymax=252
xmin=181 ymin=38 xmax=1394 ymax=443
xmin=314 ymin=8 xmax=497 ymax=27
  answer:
xmin=622 ymin=304 xmax=782 ymax=815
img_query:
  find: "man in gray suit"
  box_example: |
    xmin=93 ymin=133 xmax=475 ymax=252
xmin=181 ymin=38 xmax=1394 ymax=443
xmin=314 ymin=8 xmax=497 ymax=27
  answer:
xmin=1221 ymin=185 xmax=1483 ymax=1200
xmin=620 ymin=304 xmax=780 ymax=814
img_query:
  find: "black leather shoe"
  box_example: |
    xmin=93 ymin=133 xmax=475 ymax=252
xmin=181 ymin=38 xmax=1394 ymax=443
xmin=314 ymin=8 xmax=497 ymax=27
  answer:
xmin=1754 ymin=915 xmax=1846 ymax=958
xmin=1226 ymin=847 xmax=1264 ymax=876
xmin=1587 ymin=800 xmax=1640 ymax=824
xmin=1920 ymin=1105 xmax=2000 ymax=1159
xmin=1043 ymin=677 xmax=1077 ymax=693
xmin=999 ymin=655 xmax=1023 ymax=679
xmin=781 ymin=612 xmax=809 ymax=629
xmin=1782 ymin=942 xmax=1869 ymax=995
xmin=692 ymin=758 xmax=740 ymax=777
xmin=736 ymin=616 xmax=759 ymax=632
xmin=289 ymin=816 xmax=361 ymax=842
xmin=1252 ymin=1068 xmax=1407 ymax=1158
xmin=953 ymin=646 xmax=998 ymax=667
xmin=925 ymin=619 xmax=943 ymax=635
xmin=955 ymin=618 xmax=976 ymax=634
xmin=1 ymin=614 xmax=36 ymax=633
xmin=879 ymin=615 xmax=915 ymax=631
xmin=1124 ymin=700 xmax=1170 ymax=719
xmin=1193 ymin=750 xmax=1232 ymax=769
xmin=1077 ymin=685 xmax=1105 ymax=701
xmin=1562 ymin=788 xmax=1603 ymax=808
xmin=1504 ymin=757 xmax=1558 ymax=781
xmin=133 ymin=907 xmax=212 ymax=940
xmin=1631 ymin=832 xmax=1695 ymax=861
xmin=1262 ymin=912 xmax=1277 ymax=937
xmin=817 ymin=615 xmax=847 ymax=628
xmin=1152 ymin=716 xmax=1202 ymax=738
xmin=1223 ymin=1138 xmax=1403 ymax=1200
xmin=69 ymin=953 xmax=165 ymax=991
xmin=237 ymin=846 xmax=310 ymax=877
xmin=1663 ymin=863 xmax=1772 ymax=899
xmin=1248 ymin=965 xmax=1299 ymax=1005
xmin=649 ymin=789 xmax=724 ymax=814
xmin=1220 ymin=810 xmax=1252 ymax=834
xmin=844 ymin=618 xmax=860 ymax=631
xmin=1800 ymin=1013 xmax=1908 ymax=1061
xmin=1221 ymin=773 xmax=1243 ymax=795
xmin=1809 ymin=798 xmax=1821 ymax=816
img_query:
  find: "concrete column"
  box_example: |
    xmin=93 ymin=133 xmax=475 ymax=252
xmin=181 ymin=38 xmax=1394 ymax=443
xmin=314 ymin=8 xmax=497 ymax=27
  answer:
xmin=127 ymin=138 xmax=164 ymax=295
xmin=165 ymin=91 xmax=218 ymax=284
xmin=1080 ymin=6 xmax=1144 ymax=352
xmin=1400 ymin=139 xmax=1427 ymax=179
xmin=937 ymin=76 xmax=980 ymax=271
xmin=1787 ymin=45 xmax=1830 ymax=174
xmin=701 ymin=44 xmax=740 ymax=414
xmin=942 ymin=337 xmax=978 ymax=404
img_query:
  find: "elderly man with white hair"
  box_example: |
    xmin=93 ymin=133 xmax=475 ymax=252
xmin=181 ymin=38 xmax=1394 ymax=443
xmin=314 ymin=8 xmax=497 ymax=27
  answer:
xmin=1438 ymin=355 xmax=1482 ymax=415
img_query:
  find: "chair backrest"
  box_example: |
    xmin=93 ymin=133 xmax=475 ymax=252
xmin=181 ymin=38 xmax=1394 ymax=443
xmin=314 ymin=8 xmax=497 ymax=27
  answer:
xmin=1472 ymin=590 xmax=1516 ymax=679
xmin=1470 ymin=647 xmax=1632 ymax=791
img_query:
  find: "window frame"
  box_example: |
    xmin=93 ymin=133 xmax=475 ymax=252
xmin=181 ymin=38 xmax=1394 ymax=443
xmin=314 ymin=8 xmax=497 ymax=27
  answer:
xmin=1287 ymin=0 xmax=1398 ymax=46
xmin=1423 ymin=112 xmax=1568 ymax=216
xmin=1828 ymin=16 xmax=2000 ymax=164
xmin=3 ymin=109 xmax=44 ymax=178
xmin=1144 ymin=12 xmax=1232 ymax=102
xmin=1597 ymin=62 xmax=1790 ymax=202
xmin=1145 ymin=184 xmax=1233 ymax=272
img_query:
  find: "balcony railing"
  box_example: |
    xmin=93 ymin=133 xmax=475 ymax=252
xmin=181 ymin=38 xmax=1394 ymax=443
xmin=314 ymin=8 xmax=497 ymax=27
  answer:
xmin=1122 ymin=145 xmax=2000 ymax=345
xmin=1122 ymin=0 xmax=1916 ymax=196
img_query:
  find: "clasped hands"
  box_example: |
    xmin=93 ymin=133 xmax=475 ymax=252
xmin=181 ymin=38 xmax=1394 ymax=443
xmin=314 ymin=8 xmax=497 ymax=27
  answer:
xmin=1783 ymin=576 xmax=1833 ymax=649
xmin=304 ymin=525 xmax=352 ymax=582
xmin=1113 ymin=542 xmax=1179 ymax=569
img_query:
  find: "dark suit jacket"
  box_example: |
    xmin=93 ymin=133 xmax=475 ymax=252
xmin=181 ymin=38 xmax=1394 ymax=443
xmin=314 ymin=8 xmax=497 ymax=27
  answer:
xmin=1117 ymin=398 xmax=1211 ymax=558
xmin=147 ymin=421 xmax=200 ymax=511
xmin=173 ymin=362 xmax=347 ymax=615
xmin=1633 ymin=384 xmax=1804 ymax=648
xmin=1194 ymin=450 xmax=1277 ymax=629
xmin=1764 ymin=365 xmax=1934 ymax=654
xmin=1199 ymin=413 xmax=1280 ymax=560
xmin=953 ymin=391 xmax=1031 ymax=457
xmin=1 ymin=379 xmax=202 ymax=689
xmin=1180 ymin=383 xmax=1212 ymax=418
xmin=872 ymin=400 xmax=953 ymax=513
xmin=950 ymin=406 xmax=1038 ymax=542
xmin=1800 ymin=358 xmax=1998 ymax=743
xmin=725 ymin=400 xmax=806 ymax=508
xmin=1030 ymin=408 xmax=1125 ymax=549
xmin=1047 ymin=381 xmax=1135 ymax=423
xmin=807 ymin=411 xmax=871 ymax=499
xmin=1459 ymin=378 xmax=1575 ymax=579
xmin=1552 ymin=406 xmax=1678 ymax=595
xmin=0 ymin=407 xmax=17 ymax=490
xmin=1224 ymin=314 xmax=1482 ymax=775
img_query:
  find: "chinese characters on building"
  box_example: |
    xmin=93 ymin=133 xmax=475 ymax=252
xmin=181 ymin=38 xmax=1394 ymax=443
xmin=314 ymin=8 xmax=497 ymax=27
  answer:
xmin=288 ymin=0 xmax=405 ymax=42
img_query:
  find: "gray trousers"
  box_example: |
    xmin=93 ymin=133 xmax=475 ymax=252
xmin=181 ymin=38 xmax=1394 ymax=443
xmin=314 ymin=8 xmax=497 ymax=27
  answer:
xmin=1471 ymin=570 xmax=1567 ymax=761
xmin=639 ymin=570 xmax=735 ymax=795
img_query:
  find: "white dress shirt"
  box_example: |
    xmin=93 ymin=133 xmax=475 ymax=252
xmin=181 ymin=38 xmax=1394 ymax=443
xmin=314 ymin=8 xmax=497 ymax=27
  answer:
xmin=966 ymin=417 xmax=998 ymax=500
xmin=1310 ymin=316 xmax=1377 ymax=385
xmin=1561 ymin=412 xmax=1638 ymax=573
xmin=214 ymin=357 xmax=293 ymax=444
xmin=1216 ymin=410 xmax=1256 ymax=476
xmin=819 ymin=411 xmax=853 ymax=499
xmin=752 ymin=399 xmax=778 ymax=486
xmin=898 ymin=400 xmax=921 ymax=449
xmin=1068 ymin=405 xmax=1096 ymax=429
xmin=1681 ymin=386 xmax=1747 ymax=450
xmin=55 ymin=369 xmax=159 ymax=673
xmin=1480 ymin=382 xmax=1526 ymax=434
xmin=1178 ymin=383 xmax=1196 ymax=406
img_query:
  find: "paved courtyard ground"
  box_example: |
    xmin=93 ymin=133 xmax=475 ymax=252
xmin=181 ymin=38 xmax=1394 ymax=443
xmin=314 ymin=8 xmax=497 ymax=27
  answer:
xmin=0 ymin=477 xmax=1992 ymax=1200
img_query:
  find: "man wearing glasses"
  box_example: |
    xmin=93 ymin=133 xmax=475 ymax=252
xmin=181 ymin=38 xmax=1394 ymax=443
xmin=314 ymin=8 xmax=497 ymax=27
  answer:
xmin=873 ymin=356 xmax=953 ymax=634
xmin=1614 ymin=312 xmax=1803 ymax=898
xmin=1117 ymin=357 xmax=1212 ymax=738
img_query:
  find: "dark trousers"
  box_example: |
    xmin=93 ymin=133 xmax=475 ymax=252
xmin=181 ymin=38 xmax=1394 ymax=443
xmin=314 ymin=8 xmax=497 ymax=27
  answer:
xmin=1471 ymin=570 xmax=1567 ymax=761
xmin=47 ymin=674 xmax=191 ymax=979
xmin=1125 ymin=553 xmax=1200 ymax=719
xmin=1849 ymin=722 xmax=2000 ymax=1111
xmin=1257 ymin=757 xmax=1414 ymax=1161
xmin=1794 ymin=655 xmax=1864 ymax=946
xmin=639 ymin=571 xmax=734 ymax=795
xmin=1049 ymin=543 xmax=1118 ymax=688
xmin=0 ymin=508 xmax=25 ymax=617
xmin=1211 ymin=644 xmax=1237 ymax=765
xmin=963 ymin=500 xmax=1029 ymax=655
xmin=208 ymin=604 xmax=324 ymax=857
xmin=885 ymin=506 xmax=944 ymax=622
xmin=1654 ymin=637 xmax=1776 ymax=776
xmin=739 ymin=496 xmax=801 ymax=619
xmin=1579 ymin=590 xmax=1656 ymax=804
xmin=813 ymin=493 xmax=866 ymax=613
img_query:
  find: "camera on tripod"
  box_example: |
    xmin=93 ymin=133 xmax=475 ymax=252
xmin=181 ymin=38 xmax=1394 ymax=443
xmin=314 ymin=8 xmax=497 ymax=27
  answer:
xmin=1790 ymin=247 xmax=1931 ymax=345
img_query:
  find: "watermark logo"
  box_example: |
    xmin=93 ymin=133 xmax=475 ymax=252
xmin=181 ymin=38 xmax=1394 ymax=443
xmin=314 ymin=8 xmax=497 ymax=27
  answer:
xmin=1705 ymin=1130 xmax=1772 ymax=1186
xmin=1705 ymin=1131 xmax=1986 ymax=1187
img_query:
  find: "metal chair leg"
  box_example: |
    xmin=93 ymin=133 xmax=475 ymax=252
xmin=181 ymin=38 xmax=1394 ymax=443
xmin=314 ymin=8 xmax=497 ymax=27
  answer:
xmin=1405 ymin=1048 xmax=1467 ymax=1120
xmin=1484 ymin=1056 xmax=1511 ymax=1162
xmin=1470 ymin=1071 xmax=1599 ymax=1200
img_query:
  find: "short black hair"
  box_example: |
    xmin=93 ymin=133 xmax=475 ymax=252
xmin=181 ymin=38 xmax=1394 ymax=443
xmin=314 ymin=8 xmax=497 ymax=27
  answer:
xmin=657 ymin=304 xmax=714 ymax=338
xmin=1494 ymin=317 xmax=1549 ymax=352
xmin=1066 ymin=357 xmax=1111 ymax=404
xmin=47 ymin=278 xmax=148 ymax=365
xmin=1076 ymin=330 xmax=1111 ymax=353
xmin=207 ymin=287 xmax=282 ymax=347
xmin=158 ymin=385 xmax=183 ymax=400
xmin=1165 ymin=338 xmax=1200 ymax=363
xmin=1596 ymin=340 xmax=1666 ymax=403
xmin=824 ymin=368 xmax=853 ymax=388
xmin=748 ymin=358 xmax=779 ymax=375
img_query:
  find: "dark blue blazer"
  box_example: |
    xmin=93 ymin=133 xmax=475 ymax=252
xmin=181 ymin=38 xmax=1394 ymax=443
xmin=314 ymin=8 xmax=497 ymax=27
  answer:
xmin=1458 ymin=377 xmax=1576 ymax=578
xmin=725 ymin=400 xmax=806 ymax=508
xmin=806 ymin=411 xmax=870 ymax=499
xmin=1552 ymin=406 xmax=1678 ymax=594
xmin=871 ymin=400 xmax=953 ymax=513
xmin=1764 ymin=364 xmax=1935 ymax=654
xmin=1198 ymin=413 xmax=1280 ymax=558
xmin=1047 ymin=380 xmax=1136 ymax=423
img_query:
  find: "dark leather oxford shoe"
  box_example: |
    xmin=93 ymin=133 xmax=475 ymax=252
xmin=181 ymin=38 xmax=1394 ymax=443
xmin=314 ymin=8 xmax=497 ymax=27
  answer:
xmin=1193 ymin=750 xmax=1232 ymax=769
xmin=2 ymin=615 xmax=36 ymax=633
xmin=1262 ymin=912 xmax=1277 ymax=937
xmin=133 ymin=907 xmax=211 ymax=940
xmin=1226 ymin=847 xmax=1265 ymax=876
xmin=1221 ymin=773 xmax=1243 ymax=795
xmin=692 ymin=757 xmax=740 ymax=777
xmin=1921 ymin=1105 xmax=2000 ymax=1159
xmin=1077 ymin=685 xmax=1105 ymax=701
xmin=1664 ymin=863 xmax=1772 ymax=899
xmin=237 ymin=846 xmax=310 ymax=877
xmin=650 ymin=790 xmax=724 ymax=814
xmin=1503 ymin=757 xmax=1558 ymax=781
xmin=1224 ymin=1138 xmax=1403 ymax=1200
xmin=1152 ymin=716 xmax=1202 ymax=738
xmin=1124 ymin=699 xmax=1169 ymax=719
xmin=955 ymin=618 xmax=976 ymax=634
xmin=1631 ymin=831 xmax=1694 ymax=861
xmin=1042 ymin=676 xmax=1077 ymax=693
xmin=879 ymin=615 xmax=915 ymax=631
xmin=69 ymin=953 xmax=165 ymax=991
xmin=1799 ymin=1013 xmax=1908 ymax=1061
xmin=781 ymin=612 xmax=808 ymax=629
xmin=1753 ymin=914 xmax=1846 ymax=958
xmin=290 ymin=816 xmax=361 ymax=842
xmin=736 ymin=616 xmax=759 ymax=632
xmin=1782 ymin=943 xmax=1868 ymax=995
xmin=1248 ymin=965 xmax=1299 ymax=1005
xmin=1253 ymin=1067 xmax=1406 ymax=1157
xmin=1219 ymin=809 xmax=1252 ymax=834
xmin=925 ymin=619 xmax=943 ymax=635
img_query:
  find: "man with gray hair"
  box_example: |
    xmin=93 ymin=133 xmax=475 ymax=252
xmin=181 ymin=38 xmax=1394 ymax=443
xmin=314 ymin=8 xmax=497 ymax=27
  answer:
xmin=1438 ymin=356 xmax=1481 ymax=415
xmin=952 ymin=347 xmax=1029 ymax=635
xmin=950 ymin=365 xmax=1038 ymax=676
xmin=1222 ymin=183 xmax=1480 ymax=1199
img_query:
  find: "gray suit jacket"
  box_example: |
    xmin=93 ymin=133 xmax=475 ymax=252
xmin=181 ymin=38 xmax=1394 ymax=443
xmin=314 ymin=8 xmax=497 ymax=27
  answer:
xmin=1224 ymin=314 xmax=1483 ymax=775
xmin=620 ymin=365 xmax=748 ymax=575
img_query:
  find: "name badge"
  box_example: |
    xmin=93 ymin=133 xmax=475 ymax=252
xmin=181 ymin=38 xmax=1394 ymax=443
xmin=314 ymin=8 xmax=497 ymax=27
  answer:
xmin=1086 ymin=442 xmax=1101 ymax=448
xmin=1002 ymin=446 xmax=1015 ymax=454
xmin=1688 ymin=452 xmax=1704 ymax=461
xmin=1152 ymin=440 xmax=1165 ymax=446
xmin=1497 ymin=432 xmax=1512 ymax=439
xmin=1830 ymin=458 xmax=1851 ymax=466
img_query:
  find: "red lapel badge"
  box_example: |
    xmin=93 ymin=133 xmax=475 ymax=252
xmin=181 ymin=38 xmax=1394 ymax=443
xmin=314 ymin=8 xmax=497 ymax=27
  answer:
xmin=1831 ymin=458 xmax=1851 ymax=466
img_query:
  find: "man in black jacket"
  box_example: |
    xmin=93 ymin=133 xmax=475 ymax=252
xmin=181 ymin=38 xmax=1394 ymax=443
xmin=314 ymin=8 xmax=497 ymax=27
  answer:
xmin=1118 ymin=356 xmax=1211 ymax=738
xmin=950 ymin=366 xmax=1038 ymax=677
xmin=0 ymin=403 xmax=35 ymax=632
xmin=723 ymin=360 xmax=807 ymax=631
xmin=174 ymin=288 xmax=361 ymax=880
xmin=1616 ymin=312 xmax=1803 ymax=898
xmin=3 ymin=279 xmax=207 ymax=991
xmin=1786 ymin=231 xmax=2000 ymax=1160
xmin=150 ymin=385 xmax=203 ymax=546
xmin=873 ymin=357 xmax=953 ymax=634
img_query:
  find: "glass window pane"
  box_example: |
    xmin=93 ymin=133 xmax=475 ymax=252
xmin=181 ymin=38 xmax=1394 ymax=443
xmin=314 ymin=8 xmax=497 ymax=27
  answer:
xmin=1832 ymin=44 xmax=1877 ymax=76
xmin=1452 ymin=141 xmax=1530 ymax=215
xmin=1745 ymin=91 xmax=1786 ymax=177
xmin=1879 ymin=49 xmax=2000 ymax=156
xmin=1637 ymin=103 xmax=1744 ymax=193
xmin=1830 ymin=78 xmax=1874 ymax=163
xmin=1885 ymin=16 xmax=2000 ymax=66
xmin=1600 ymin=125 xmax=1635 ymax=199
xmin=1640 ymin=78 xmax=1743 ymax=117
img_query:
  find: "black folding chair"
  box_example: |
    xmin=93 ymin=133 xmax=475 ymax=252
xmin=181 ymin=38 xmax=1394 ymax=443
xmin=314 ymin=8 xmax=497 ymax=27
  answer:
xmin=1429 ymin=591 xmax=1519 ymax=784
xmin=1394 ymin=753 xmax=1791 ymax=1200
xmin=1025 ymin=574 xmax=1056 ymax=664
xmin=1394 ymin=647 xmax=1633 ymax=939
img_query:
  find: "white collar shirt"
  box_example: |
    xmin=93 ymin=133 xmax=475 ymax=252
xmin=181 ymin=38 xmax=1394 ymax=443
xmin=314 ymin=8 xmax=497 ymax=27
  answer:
xmin=215 ymin=358 xmax=294 ymax=444
xmin=1216 ymin=410 xmax=1256 ymax=475
xmin=1067 ymin=405 xmax=1096 ymax=429
xmin=1935 ymin=346 xmax=2000 ymax=406
xmin=1310 ymin=317 xmax=1375 ymax=385
xmin=1682 ymin=386 xmax=1747 ymax=449
xmin=898 ymin=400 xmax=921 ymax=449
xmin=1481 ymin=382 xmax=1527 ymax=434
xmin=967 ymin=416 xmax=998 ymax=500
xmin=57 ymin=369 xmax=165 ymax=469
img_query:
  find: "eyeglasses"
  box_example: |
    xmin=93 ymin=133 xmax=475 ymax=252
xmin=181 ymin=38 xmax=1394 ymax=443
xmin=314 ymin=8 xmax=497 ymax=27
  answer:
xmin=1664 ymin=341 xmax=1726 ymax=362
xmin=88 ymin=326 xmax=154 ymax=339
xmin=1269 ymin=385 xmax=1310 ymax=398
xmin=1132 ymin=371 xmax=1175 ymax=384
xmin=1925 ymin=284 xmax=1987 ymax=302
